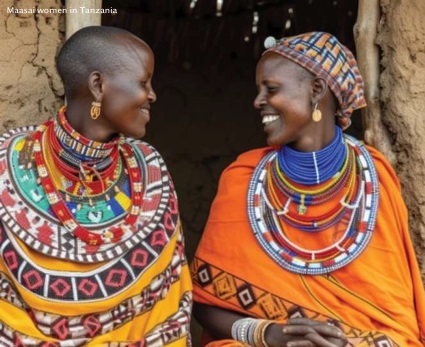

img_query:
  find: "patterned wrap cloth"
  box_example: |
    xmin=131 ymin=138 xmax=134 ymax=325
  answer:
xmin=191 ymin=146 xmax=425 ymax=347
xmin=0 ymin=124 xmax=192 ymax=347
xmin=265 ymin=31 xmax=367 ymax=129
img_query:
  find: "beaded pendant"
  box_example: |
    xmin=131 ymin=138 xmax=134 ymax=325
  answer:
xmin=247 ymin=135 xmax=379 ymax=275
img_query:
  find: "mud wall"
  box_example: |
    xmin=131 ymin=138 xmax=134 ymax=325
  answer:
xmin=378 ymin=0 xmax=425 ymax=276
xmin=0 ymin=0 xmax=63 ymax=131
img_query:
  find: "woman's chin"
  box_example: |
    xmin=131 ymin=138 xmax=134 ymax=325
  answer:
xmin=266 ymin=136 xmax=282 ymax=148
xmin=125 ymin=128 xmax=146 ymax=140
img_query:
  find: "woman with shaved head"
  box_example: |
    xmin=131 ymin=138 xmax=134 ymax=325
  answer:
xmin=0 ymin=26 xmax=191 ymax=346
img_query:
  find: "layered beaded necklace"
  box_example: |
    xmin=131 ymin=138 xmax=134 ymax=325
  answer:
xmin=47 ymin=119 xmax=120 ymax=196
xmin=278 ymin=126 xmax=347 ymax=185
xmin=31 ymin=108 xmax=144 ymax=246
xmin=247 ymin=127 xmax=379 ymax=275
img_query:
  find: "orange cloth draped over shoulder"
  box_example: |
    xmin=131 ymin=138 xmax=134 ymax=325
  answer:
xmin=191 ymin=146 xmax=425 ymax=347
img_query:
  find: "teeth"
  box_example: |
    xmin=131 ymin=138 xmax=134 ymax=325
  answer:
xmin=262 ymin=115 xmax=279 ymax=125
xmin=140 ymin=108 xmax=149 ymax=114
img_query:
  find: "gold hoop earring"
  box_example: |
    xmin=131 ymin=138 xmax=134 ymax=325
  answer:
xmin=312 ymin=103 xmax=322 ymax=122
xmin=90 ymin=101 xmax=101 ymax=120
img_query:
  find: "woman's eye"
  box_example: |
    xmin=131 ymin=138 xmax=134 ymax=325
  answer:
xmin=266 ymin=86 xmax=278 ymax=93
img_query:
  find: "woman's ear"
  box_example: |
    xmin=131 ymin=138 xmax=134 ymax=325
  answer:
xmin=311 ymin=77 xmax=328 ymax=104
xmin=88 ymin=71 xmax=103 ymax=101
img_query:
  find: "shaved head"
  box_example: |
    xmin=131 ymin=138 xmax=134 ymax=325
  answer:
xmin=56 ymin=26 xmax=151 ymax=98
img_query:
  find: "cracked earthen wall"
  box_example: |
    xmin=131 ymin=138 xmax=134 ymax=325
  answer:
xmin=378 ymin=0 xmax=425 ymax=279
xmin=0 ymin=0 xmax=64 ymax=131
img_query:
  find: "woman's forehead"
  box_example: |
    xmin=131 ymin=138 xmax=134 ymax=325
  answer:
xmin=115 ymin=40 xmax=154 ymax=71
xmin=257 ymin=54 xmax=305 ymax=77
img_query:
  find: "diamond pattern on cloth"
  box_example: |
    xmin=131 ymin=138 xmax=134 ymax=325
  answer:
xmin=191 ymin=258 xmax=401 ymax=347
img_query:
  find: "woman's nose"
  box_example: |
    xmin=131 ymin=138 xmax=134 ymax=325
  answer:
xmin=148 ymin=87 xmax=157 ymax=103
xmin=253 ymin=91 xmax=265 ymax=109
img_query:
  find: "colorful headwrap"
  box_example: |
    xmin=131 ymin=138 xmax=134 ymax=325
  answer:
xmin=265 ymin=31 xmax=367 ymax=129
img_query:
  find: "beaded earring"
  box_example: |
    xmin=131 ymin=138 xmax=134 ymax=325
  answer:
xmin=312 ymin=102 xmax=322 ymax=122
xmin=90 ymin=101 xmax=101 ymax=120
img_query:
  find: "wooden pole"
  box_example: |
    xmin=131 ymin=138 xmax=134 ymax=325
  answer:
xmin=354 ymin=0 xmax=395 ymax=164
xmin=65 ymin=0 xmax=103 ymax=40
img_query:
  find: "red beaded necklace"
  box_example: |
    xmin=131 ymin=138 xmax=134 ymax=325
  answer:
xmin=32 ymin=117 xmax=144 ymax=246
xmin=48 ymin=123 xmax=120 ymax=195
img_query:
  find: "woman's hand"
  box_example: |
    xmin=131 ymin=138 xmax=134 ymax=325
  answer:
xmin=193 ymin=304 xmax=347 ymax=347
xmin=265 ymin=318 xmax=347 ymax=347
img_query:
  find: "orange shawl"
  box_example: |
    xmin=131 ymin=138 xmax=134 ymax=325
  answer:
xmin=191 ymin=146 xmax=425 ymax=347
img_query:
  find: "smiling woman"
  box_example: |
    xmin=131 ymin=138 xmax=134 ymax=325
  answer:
xmin=56 ymin=26 xmax=157 ymax=142
xmin=254 ymin=55 xmax=328 ymax=151
xmin=0 ymin=26 xmax=191 ymax=346
xmin=191 ymin=31 xmax=425 ymax=347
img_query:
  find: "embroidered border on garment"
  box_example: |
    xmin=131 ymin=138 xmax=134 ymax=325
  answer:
xmin=121 ymin=292 xmax=192 ymax=347
xmin=191 ymin=257 xmax=399 ymax=347
xmin=0 ymin=216 xmax=179 ymax=301
xmin=0 ymin=232 xmax=187 ymax=343
xmin=0 ymin=291 xmax=192 ymax=347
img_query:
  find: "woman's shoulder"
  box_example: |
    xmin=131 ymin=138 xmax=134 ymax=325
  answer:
xmin=127 ymin=138 xmax=156 ymax=151
xmin=216 ymin=147 xmax=274 ymax=193
xmin=364 ymin=144 xmax=401 ymax=190
xmin=226 ymin=147 xmax=274 ymax=172
xmin=344 ymin=135 xmax=401 ymax=190
xmin=0 ymin=125 xmax=37 ymax=149
xmin=127 ymin=139 xmax=165 ymax=159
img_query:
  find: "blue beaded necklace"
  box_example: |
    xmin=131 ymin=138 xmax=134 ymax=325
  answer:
xmin=277 ymin=126 xmax=346 ymax=185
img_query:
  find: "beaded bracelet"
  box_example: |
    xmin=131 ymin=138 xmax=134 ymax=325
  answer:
xmin=253 ymin=319 xmax=273 ymax=347
xmin=231 ymin=318 xmax=257 ymax=343
xmin=231 ymin=318 xmax=273 ymax=347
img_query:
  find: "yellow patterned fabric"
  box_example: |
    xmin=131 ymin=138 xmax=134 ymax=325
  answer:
xmin=0 ymin=127 xmax=192 ymax=346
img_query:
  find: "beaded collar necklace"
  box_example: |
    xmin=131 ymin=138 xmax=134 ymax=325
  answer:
xmin=278 ymin=126 xmax=346 ymax=185
xmin=48 ymin=123 xmax=120 ymax=195
xmin=31 ymin=112 xmax=144 ymax=246
xmin=247 ymin=135 xmax=379 ymax=275
xmin=266 ymin=144 xmax=357 ymax=228
xmin=57 ymin=107 xmax=118 ymax=161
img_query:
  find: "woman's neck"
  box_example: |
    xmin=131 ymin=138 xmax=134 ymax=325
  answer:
xmin=55 ymin=107 xmax=119 ymax=165
xmin=277 ymin=125 xmax=346 ymax=185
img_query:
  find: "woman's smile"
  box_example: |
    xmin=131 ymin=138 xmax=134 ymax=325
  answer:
xmin=262 ymin=114 xmax=280 ymax=126
xmin=140 ymin=107 xmax=150 ymax=118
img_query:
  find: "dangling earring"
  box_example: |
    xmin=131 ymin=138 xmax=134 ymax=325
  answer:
xmin=312 ymin=103 xmax=322 ymax=122
xmin=90 ymin=101 xmax=101 ymax=120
